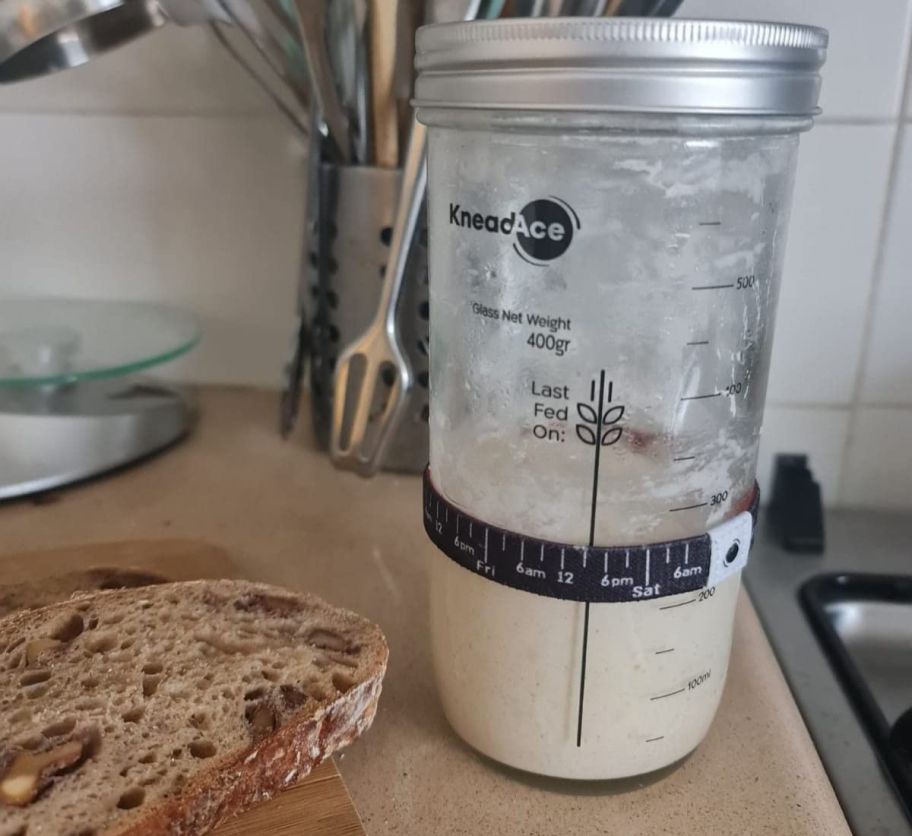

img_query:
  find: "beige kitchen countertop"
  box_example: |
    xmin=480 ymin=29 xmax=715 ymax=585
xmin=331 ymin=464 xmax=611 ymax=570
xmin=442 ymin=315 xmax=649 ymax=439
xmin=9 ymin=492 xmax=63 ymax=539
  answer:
xmin=0 ymin=388 xmax=850 ymax=835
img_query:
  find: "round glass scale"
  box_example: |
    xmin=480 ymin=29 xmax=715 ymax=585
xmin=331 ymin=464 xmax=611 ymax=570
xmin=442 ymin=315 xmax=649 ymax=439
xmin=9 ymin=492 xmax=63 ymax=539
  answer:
xmin=0 ymin=298 xmax=199 ymax=499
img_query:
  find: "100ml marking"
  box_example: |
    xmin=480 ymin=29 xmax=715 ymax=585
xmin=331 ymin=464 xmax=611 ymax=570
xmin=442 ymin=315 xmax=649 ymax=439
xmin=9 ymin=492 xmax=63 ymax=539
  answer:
xmin=688 ymin=670 xmax=712 ymax=690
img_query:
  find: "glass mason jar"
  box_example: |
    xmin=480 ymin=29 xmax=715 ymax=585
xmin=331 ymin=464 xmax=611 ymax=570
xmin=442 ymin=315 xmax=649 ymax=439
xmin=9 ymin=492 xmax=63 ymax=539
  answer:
xmin=415 ymin=18 xmax=827 ymax=779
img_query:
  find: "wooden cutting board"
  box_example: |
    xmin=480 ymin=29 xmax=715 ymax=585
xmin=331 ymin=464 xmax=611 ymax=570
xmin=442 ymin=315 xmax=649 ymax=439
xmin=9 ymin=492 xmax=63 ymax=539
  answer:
xmin=0 ymin=539 xmax=366 ymax=836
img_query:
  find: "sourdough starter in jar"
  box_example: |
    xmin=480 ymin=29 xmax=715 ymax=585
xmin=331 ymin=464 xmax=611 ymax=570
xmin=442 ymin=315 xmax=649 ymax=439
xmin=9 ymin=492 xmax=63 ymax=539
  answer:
xmin=415 ymin=18 xmax=827 ymax=779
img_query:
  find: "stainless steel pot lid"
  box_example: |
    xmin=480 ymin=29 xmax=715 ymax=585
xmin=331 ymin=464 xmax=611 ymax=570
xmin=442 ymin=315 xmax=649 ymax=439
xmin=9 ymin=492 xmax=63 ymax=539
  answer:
xmin=414 ymin=17 xmax=828 ymax=116
xmin=0 ymin=0 xmax=166 ymax=83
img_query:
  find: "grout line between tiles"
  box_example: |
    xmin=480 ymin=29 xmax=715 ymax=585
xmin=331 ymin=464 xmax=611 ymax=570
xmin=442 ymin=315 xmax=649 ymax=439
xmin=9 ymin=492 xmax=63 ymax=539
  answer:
xmin=0 ymin=112 xmax=900 ymax=125
xmin=836 ymin=36 xmax=912 ymax=505
xmin=0 ymin=108 xmax=277 ymax=120
xmin=816 ymin=116 xmax=901 ymax=126
xmin=768 ymin=401 xmax=912 ymax=411
xmin=767 ymin=401 xmax=852 ymax=411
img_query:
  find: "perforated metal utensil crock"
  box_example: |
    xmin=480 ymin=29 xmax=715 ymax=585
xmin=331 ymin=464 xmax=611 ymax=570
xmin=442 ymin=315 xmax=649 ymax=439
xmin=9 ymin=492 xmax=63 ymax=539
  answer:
xmin=306 ymin=164 xmax=430 ymax=472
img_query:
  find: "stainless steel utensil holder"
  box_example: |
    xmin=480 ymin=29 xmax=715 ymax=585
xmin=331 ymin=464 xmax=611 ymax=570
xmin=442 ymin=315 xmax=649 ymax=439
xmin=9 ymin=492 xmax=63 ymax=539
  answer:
xmin=307 ymin=163 xmax=429 ymax=472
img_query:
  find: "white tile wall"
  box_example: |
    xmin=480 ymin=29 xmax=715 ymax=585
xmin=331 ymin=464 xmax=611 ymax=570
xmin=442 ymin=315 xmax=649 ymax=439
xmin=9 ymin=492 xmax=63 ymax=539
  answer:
xmin=682 ymin=0 xmax=912 ymax=510
xmin=681 ymin=0 xmax=912 ymax=120
xmin=2 ymin=3 xmax=912 ymax=508
xmin=766 ymin=124 xmax=895 ymax=405
xmin=757 ymin=406 xmax=850 ymax=505
xmin=907 ymin=59 xmax=912 ymax=118
xmin=861 ymin=128 xmax=912 ymax=405
xmin=841 ymin=408 xmax=912 ymax=508
xmin=0 ymin=27 xmax=268 ymax=115
xmin=0 ymin=112 xmax=305 ymax=386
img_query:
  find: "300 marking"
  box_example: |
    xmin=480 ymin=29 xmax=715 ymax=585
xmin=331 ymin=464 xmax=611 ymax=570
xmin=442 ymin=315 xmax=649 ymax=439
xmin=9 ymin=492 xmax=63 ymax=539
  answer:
xmin=710 ymin=491 xmax=729 ymax=506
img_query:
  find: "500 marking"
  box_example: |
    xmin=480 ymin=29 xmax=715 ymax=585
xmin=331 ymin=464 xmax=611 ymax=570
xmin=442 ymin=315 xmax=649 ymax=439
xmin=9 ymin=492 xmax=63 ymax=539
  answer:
xmin=736 ymin=274 xmax=756 ymax=290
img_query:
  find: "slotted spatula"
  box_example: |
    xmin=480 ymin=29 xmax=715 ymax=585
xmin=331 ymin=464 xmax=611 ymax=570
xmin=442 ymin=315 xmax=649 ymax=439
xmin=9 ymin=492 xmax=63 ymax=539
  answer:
xmin=330 ymin=0 xmax=487 ymax=474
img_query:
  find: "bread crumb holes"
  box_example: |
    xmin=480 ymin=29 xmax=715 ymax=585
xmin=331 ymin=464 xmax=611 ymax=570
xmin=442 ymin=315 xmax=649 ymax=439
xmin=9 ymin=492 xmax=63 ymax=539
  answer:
xmin=116 ymin=787 xmax=145 ymax=810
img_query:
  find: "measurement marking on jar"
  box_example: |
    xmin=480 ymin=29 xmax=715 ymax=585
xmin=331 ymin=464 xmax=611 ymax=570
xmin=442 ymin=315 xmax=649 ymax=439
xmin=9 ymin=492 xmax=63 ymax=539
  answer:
xmin=674 ymin=455 xmax=696 ymax=462
xmin=483 ymin=527 xmax=489 ymax=564
xmin=680 ymin=392 xmax=721 ymax=401
xmin=686 ymin=340 xmax=710 ymax=346
xmin=645 ymin=736 xmax=665 ymax=743
xmin=659 ymin=598 xmax=696 ymax=610
xmin=651 ymin=687 xmax=686 ymax=701
xmin=645 ymin=551 xmax=651 ymax=586
xmin=668 ymin=501 xmax=709 ymax=512
xmin=698 ymin=221 xmax=721 ymax=226
xmin=689 ymin=671 xmax=712 ymax=690
xmin=655 ymin=648 xmax=675 ymax=655
xmin=625 ymin=549 xmax=630 ymax=570
xmin=692 ymin=283 xmax=735 ymax=291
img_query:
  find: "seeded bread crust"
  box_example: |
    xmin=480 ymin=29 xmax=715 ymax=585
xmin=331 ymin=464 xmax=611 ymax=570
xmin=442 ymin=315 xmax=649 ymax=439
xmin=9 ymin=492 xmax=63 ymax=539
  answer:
xmin=0 ymin=580 xmax=388 ymax=836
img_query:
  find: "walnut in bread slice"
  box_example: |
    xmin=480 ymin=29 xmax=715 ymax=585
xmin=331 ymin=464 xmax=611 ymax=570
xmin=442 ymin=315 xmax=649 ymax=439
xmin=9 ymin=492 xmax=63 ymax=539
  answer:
xmin=0 ymin=580 xmax=388 ymax=836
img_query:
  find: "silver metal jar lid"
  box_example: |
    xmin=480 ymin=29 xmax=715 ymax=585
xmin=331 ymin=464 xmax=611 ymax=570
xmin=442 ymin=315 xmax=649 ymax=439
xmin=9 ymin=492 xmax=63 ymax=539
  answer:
xmin=414 ymin=18 xmax=828 ymax=116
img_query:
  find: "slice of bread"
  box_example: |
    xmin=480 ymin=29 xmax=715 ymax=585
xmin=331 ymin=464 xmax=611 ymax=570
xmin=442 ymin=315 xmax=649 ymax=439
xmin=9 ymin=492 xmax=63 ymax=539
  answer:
xmin=0 ymin=568 xmax=167 ymax=620
xmin=0 ymin=580 xmax=388 ymax=836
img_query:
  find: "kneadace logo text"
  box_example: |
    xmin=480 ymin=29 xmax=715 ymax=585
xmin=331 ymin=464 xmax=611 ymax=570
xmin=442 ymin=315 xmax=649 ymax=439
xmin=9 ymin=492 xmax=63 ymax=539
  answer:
xmin=448 ymin=196 xmax=581 ymax=266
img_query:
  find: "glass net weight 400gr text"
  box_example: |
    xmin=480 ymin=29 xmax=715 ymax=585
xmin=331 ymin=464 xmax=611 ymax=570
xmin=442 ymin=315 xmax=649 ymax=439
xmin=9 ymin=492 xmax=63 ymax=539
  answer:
xmin=469 ymin=300 xmax=572 ymax=357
